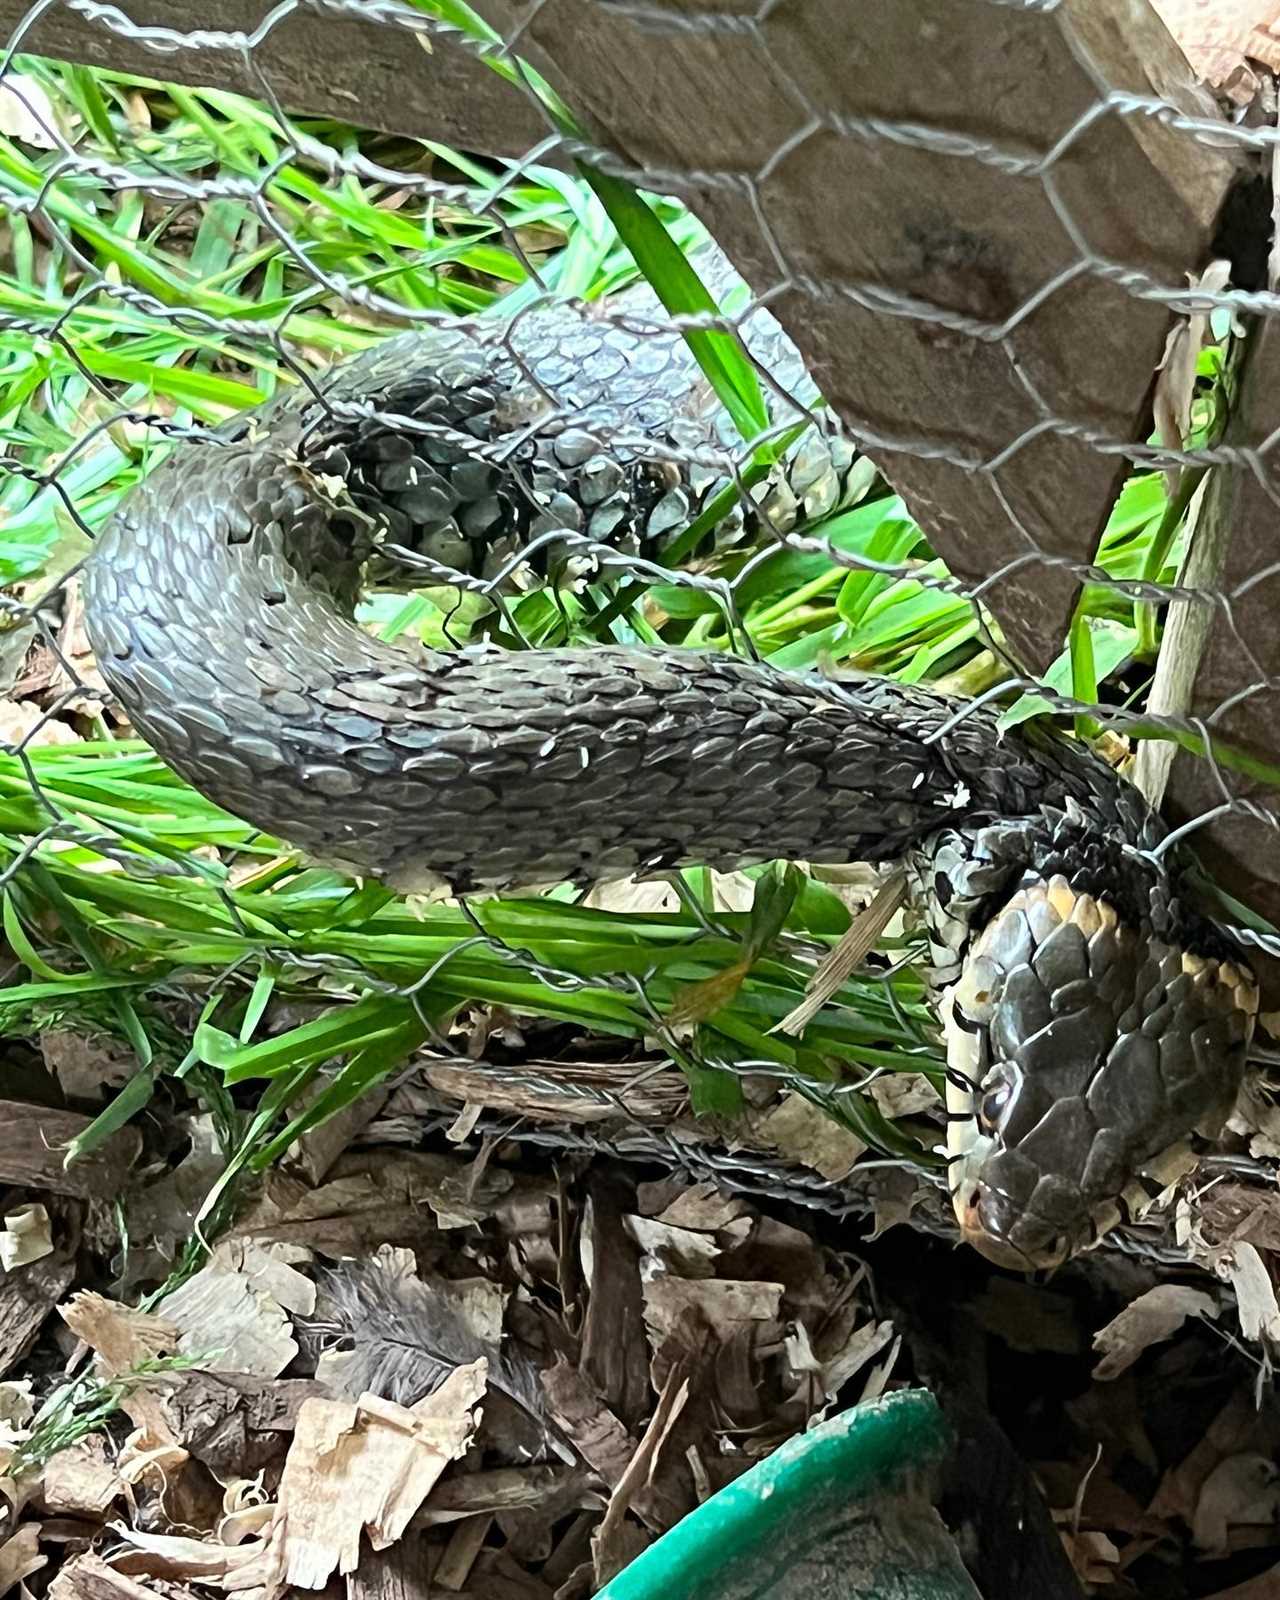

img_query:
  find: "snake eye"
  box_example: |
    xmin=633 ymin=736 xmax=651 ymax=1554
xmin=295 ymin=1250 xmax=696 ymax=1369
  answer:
xmin=977 ymin=1070 xmax=1014 ymax=1133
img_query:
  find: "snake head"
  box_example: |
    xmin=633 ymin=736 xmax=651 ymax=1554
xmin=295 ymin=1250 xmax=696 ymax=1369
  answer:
xmin=944 ymin=874 xmax=1258 ymax=1272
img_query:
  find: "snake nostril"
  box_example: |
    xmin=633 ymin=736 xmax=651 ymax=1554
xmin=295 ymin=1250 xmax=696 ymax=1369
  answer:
xmin=962 ymin=1187 xmax=983 ymax=1224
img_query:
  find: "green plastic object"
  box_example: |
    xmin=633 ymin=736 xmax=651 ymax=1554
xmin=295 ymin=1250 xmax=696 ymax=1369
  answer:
xmin=597 ymin=1389 xmax=982 ymax=1600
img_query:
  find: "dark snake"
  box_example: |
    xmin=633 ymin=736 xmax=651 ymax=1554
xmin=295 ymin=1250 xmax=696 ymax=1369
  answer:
xmin=82 ymin=243 xmax=1259 ymax=1271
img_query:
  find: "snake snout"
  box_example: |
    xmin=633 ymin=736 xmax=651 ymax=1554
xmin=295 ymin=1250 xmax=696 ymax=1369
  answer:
xmin=957 ymin=1180 xmax=1078 ymax=1272
xmin=945 ymin=874 xmax=1258 ymax=1270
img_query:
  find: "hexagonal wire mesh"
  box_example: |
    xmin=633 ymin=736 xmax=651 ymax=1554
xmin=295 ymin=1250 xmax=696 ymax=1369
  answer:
xmin=1 ymin=0 xmax=1279 ymax=1267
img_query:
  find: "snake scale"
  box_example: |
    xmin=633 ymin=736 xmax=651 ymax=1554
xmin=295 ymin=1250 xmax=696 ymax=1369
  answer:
xmin=83 ymin=243 xmax=1259 ymax=1271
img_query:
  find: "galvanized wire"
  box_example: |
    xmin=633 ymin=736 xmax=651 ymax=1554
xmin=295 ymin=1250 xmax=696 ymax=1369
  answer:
xmin=1 ymin=0 xmax=1278 ymax=1264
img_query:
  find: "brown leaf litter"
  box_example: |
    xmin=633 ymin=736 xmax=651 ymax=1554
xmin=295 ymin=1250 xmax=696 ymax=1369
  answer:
xmin=4 ymin=1023 xmax=1280 ymax=1598
xmin=0 ymin=1094 xmax=916 ymax=1599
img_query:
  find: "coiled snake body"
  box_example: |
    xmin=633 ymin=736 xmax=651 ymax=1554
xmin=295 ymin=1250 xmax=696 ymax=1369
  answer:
xmin=83 ymin=245 xmax=1259 ymax=1270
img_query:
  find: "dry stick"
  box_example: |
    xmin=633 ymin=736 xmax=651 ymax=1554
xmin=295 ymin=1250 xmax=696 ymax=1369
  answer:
xmin=775 ymin=871 xmax=909 ymax=1037
xmin=590 ymin=1369 xmax=690 ymax=1590
xmin=1137 ymin=95 xmax=1280 ymax=813
xmin=1133 ymin=182 xmax=1280 ymax=813
xmin=1131 ymin=469 xmax=1219 ymax=812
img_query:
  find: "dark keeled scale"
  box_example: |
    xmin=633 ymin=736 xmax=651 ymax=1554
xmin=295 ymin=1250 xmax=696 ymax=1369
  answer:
xmin=262 ymin=246 xmax=862 ymax=589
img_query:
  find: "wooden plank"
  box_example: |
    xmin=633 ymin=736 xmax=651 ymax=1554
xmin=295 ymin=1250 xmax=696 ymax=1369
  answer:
xmin=515 ymin=0 xmax=1238 ymax=669
xmin=1162 ymin=316 xmax=1280 ymax=947
xmin=0 ymin=1097 xmax=140 ymax=1198
xmin=0 ymin=0 xmax=554 ymax=158
xmin=0 ymin=1248 xmax=75 ymax=1378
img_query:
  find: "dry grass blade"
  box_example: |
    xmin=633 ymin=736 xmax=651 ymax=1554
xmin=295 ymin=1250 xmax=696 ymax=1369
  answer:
xmin=776 ymin=872 xmax=909 ymax=1037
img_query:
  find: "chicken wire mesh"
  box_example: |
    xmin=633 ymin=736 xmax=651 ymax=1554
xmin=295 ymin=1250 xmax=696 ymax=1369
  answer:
xmin=2 ymin=0 xmax=1280 ymax=1259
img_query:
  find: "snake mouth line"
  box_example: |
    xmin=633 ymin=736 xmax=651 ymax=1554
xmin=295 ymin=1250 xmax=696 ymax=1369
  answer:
xmin=944 ymin=876 xmax=1259 ymax=1271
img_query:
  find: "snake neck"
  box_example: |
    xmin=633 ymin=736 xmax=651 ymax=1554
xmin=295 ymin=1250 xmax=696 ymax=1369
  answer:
xmin=908 ymin=795 xmax=1238 ymax=999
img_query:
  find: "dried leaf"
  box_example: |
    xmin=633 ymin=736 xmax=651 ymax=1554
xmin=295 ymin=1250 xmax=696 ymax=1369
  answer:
xmin=1199 ymin=1184 xmax=1280 ymax=1255
xmin=0 ymin=75 xmax=57 ymax=148
xmin=752 ymin=1092 xmax=865 ymax=1181
xmin=439 ymin=1277 xmax=508 ymax=1346
xmin=41 ymin=1031 xmax=135 ymax=1103
xmin=585 ymin=871 xmax=755 ymax=915
xmin=1193 ymin=1453 xmax=1280 ymax=1556
xmin=1216 ymin=1243 xmax=1280 ymax=1347
xmin=269 ymin=1361 xmax=487 ymax=1589
xmin=0 ymin=1383 xmax=33 ymax=1454
xmin=647 ymin=1183 xmax=748 ymax=1234
xmin=1149 ymin=1391 xmax=1265 ymax=1525
xmin=117 ymin=1120 xmax=226 ymax=1289
xmin=664 ymin=958 xmax=750 ymax=1029
xmin=1092 ymin=1285 xmax=1220 ymax=1381
xmin=857 ymin=1332 xmax=903 ymax=1405
xmin=285 ymin=1075 xmax=394 ymax=1184
xmin=1226 ymin=1081 xmax=1280 ymax=1163
xmin=806 ymin=1318 xmax=896 ymax=1407
xmin=0 ymin=1521 xmax=45 ymax=1594
xmin=0 ymin=1208 xmax=52 ymax=1273
xmin=0 ymin=700 xmax=78 ymax=749
xmin=641 ymin=1277 xmax=783 ymax=1348
xmin=868 ymin=1072 xmax=940 ymax=1121
xmin=623 ymin=1216 xmax=719 ymax=1279
xmin=866 ymin=1167 xmax=922 ymax=1240
xmin=1150 ymin=0 xmax=1279 ymax=99
xmin=1061 ymin=1525 xmax=1121 ymax=1587
xmin=158 ymin=1240 xmax=315 ymax=1379
xmin=234 ymin=1151 xmax=513 ymax=1254
xmin=40 ymin=1436 xmax=122 ymax=1518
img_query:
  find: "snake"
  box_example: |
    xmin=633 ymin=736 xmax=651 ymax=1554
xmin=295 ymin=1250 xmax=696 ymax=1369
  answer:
xmin=81 ymin=241 xmax=1260 ymax=1272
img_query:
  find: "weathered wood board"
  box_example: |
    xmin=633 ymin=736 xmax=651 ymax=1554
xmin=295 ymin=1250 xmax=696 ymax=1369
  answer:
xmin=509 ymin=0 xmax=1240 ymax=669
xmin=0 ymin=0 xmax=554 ymax=157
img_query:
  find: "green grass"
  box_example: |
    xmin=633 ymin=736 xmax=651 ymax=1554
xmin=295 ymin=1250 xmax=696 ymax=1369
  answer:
xmin=0 ymin=1351 xmax=207 ymax=1484
xmin=0 ymin=53 xmax=1235 ymax=1271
